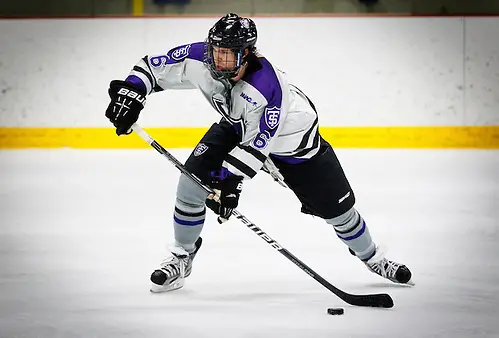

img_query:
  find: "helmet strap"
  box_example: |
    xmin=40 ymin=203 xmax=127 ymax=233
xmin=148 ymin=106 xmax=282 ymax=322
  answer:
xmin=235 ymin=50 xmax=243 ymax=68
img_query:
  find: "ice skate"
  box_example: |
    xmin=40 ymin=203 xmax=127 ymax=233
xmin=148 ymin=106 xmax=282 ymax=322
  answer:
xmin=150 ymin=237 xmax=202 ymax=293
xmin=351 ymin=246 xmax=414 ymax=286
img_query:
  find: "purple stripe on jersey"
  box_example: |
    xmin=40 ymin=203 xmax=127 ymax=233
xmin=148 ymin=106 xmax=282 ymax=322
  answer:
xmin=187 ymin=42 xmax=206 ymax=62
xmin=174 ymin=216 xmax=204 ymax=226
xmin=270 ymin=154 xmax=310 ymax=164
xmin=244 ymin=58 xmax=282 ymax=108
xmin=165 ymin=42 xmax=205 ymax=64
xmin=125 ymin=75 xmax=147 ymax=93
xmin=336 ymin=220 xmax=366 ymax=241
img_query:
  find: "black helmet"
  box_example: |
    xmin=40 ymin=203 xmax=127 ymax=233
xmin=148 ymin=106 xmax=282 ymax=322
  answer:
xmin=204 ymin=13 xmax=257 ymax=80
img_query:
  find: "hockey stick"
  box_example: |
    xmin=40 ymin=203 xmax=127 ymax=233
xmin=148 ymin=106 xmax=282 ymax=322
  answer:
xmin=131 ymin=123 xmax=394 ymax=308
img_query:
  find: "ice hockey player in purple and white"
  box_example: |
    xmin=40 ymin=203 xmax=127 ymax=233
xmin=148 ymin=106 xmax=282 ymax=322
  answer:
xmin=104 ymin=13 xmax=414 ymax=293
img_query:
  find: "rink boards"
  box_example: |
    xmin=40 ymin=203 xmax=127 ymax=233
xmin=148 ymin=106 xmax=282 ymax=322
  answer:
xmin=1 ymin=17 xmax=499 ymax=149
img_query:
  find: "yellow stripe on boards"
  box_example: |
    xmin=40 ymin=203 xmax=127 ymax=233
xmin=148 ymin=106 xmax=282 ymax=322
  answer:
xmin=0 ymin=127 xmax=209 ymax=149
xmin=0 ymin=126 xmax=498 ymax=149
xmin=132 ymin=0 xmax=144 ymax=16
xmin=319 ymin=126 xmax=499 ymax=149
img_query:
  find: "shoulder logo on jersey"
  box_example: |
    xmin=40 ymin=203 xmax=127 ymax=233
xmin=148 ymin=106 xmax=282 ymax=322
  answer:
xmin=264 ymin=106 xmax=280 ymax=130
xmin=171 ymin=44 xmax=191 ymax=61
xmin=240 ymin=92 xmax=257 ymax=106
xmin=194 ymin=143 xmax=209 ymax=157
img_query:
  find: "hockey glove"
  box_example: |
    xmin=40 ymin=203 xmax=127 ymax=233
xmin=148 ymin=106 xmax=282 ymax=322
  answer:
xmin=206 ymin=175 xmax=244 ymax=223
xmin=105 ymin=80 xmax=146 ymax=136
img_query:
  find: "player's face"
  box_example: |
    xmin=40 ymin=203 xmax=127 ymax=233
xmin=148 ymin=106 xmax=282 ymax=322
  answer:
xmin=212 ymin=46 xmax=237 ymax=71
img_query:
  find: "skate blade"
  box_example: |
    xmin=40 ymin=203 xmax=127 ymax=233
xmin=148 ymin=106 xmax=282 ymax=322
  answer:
xmin=405 ymin=279 xmax=415 ymax=286
xmin=150 ymin=278 xmax=185 ymax=293
xmin=392 ymin=278 xmax=415 ymax=287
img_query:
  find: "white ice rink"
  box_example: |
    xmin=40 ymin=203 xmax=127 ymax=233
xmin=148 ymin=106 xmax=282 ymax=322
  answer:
xmin=0 ymin=148 xmax=498 ymax=338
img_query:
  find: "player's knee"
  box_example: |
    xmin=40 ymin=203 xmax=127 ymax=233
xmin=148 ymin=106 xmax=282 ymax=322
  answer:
xmin=325 ymin=207 xmax=361 ymax=232
xmin=176 ymin=173 xmax=209 ymax=207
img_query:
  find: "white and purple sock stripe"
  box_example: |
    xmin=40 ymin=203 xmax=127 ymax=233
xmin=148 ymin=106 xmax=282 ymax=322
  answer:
xmin=173 ymin=206 xmax=206 ymax=227
xmin=331 ymin=209 xmax=376 ymax=261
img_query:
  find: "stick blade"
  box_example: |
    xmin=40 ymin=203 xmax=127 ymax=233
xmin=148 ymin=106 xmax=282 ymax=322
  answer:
xmin=345 ymin=293 xmax=394 ymax=308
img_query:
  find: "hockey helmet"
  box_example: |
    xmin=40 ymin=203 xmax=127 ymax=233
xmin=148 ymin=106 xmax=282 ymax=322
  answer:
xmin=204 ymin=13 xmax=257 ymax=80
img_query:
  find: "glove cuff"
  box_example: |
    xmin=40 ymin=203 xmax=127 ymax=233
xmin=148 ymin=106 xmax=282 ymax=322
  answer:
xmin=109 ymin=80 xmax=147 ymax=97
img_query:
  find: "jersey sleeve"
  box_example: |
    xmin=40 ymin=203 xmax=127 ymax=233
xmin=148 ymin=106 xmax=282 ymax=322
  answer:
xmin=124 ymin=42 xmax=206 ymax=95
xmin=221 ymin=72 xmax=286 ymax=180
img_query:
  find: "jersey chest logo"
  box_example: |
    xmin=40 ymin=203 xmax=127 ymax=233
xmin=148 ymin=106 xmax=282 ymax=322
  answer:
xmin=264 ymin=106 xmax=281 ymax=129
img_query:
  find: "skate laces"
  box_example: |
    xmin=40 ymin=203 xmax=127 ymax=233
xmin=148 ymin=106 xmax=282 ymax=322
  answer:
xmin=366 ymin=246 xmax=401 ymax=279
xmin=368 ymin=258 xmax=400 ymax=278
xmin=160 ymin=246 xmax=189 ymax=279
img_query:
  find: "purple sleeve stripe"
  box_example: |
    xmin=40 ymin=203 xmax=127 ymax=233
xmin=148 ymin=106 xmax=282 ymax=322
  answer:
xmin=259 ymin=58 xmax=283 ymax=109
xmin=165 ymin=42 xmax=206 ymax=65
xmin=186 ymin=42 xmax=206 ymax=62
xmin=245 ymin=57 xmax=283 ymax=110
xmin=243 ymin=58 xmax=283 ymax=136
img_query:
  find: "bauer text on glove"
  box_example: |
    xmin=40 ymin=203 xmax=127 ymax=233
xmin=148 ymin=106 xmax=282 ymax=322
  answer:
xmin=105 ymin=80 xmax=146 ymax=136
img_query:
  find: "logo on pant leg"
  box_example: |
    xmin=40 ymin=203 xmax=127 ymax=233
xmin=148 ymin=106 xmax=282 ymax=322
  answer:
xmin=194 ymin=143 xmax=209 ymax=157
xmin=338 ymin=191 xmax=351 ymax=203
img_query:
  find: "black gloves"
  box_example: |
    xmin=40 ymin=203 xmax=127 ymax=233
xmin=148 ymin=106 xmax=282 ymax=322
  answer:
xmin=206 ymin=174 xmax=244 ymax=223
xmin=105 ymin=80 xmax=146 ymax=135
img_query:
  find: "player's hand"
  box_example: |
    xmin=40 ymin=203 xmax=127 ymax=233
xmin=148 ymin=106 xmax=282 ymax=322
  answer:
xmin=206 ymin=175 xmax=243 ymax=223
xmin=105 ymin=80 xmax=146 ymax=136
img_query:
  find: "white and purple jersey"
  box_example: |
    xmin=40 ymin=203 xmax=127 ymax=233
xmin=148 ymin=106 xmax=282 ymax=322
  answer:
xmin=126 ymin=42 xmax=319 ymax=180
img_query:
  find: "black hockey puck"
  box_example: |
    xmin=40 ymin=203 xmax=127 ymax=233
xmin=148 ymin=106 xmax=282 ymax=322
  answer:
xmin=327 ymin=308 xmax=344 ymax=315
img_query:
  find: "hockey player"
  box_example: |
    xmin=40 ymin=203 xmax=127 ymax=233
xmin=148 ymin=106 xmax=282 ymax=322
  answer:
xmin=105 ymin=13 xmax=413 ymax=292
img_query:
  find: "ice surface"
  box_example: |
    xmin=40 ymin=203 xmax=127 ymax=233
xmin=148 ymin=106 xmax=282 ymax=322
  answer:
xmin=0 ymin=149 xmax=498 ymax=338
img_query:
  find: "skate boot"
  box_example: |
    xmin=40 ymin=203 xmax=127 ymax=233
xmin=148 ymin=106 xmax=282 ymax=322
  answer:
xmin=150 ymin=237 xmax=202 ymax=293
xmin=350 ymin=246 xmax=414 ymax=285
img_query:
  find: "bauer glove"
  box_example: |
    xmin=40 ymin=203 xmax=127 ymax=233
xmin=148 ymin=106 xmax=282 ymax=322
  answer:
xmin=105 ymin=80 xmax=146 ymax=136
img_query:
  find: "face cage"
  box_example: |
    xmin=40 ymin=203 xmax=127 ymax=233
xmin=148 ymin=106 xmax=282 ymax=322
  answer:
xmin=203 ymin=42 xmax=244 ymax=80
